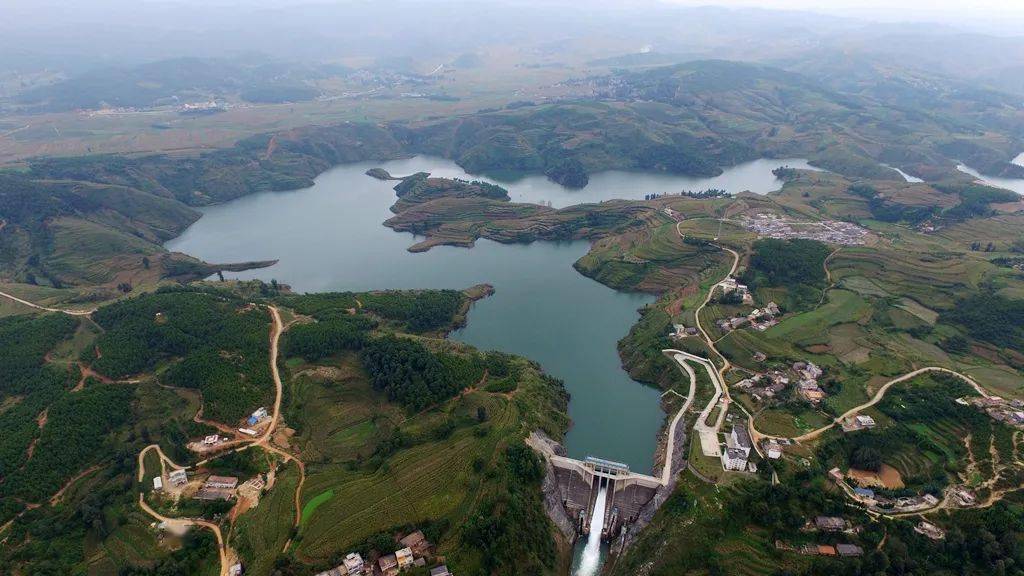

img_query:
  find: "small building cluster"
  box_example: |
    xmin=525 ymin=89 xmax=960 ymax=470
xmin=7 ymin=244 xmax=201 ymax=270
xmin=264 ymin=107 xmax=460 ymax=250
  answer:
xmin=715 ymin=301 xmax=782 ymax=333
xmin=792 ymin=361 xmax=826 ymax=404
xmin=169 ymin=469 xmax=188 ymax=487
xmin=763 ymin=439 xmax=788 ymax=460
xmin=963 ymin=395 xmax=1024 ymax=428
xmin=737 ymin=213 xmax=868 ymax=246
xmin=776 ymin=540 xmax=864 ymax=558
xmin=720 ymin=421 xmax=756 ymax=472
xmin=315 ymin=552 xmax=368 ymax=576
xmin=716 ymin=277 xmax=754 ymax=305
xmin=668 ymin=323 xmax=700 ymax=340
xmin=734 ymin=360 xmax=823 ymax=405
xmin=248 ymin=406 xmax=269 ymax=427
xmin=829 ymin=467 xmax=941 ymax=513
xmin=195 ymin=475 xmax=238 ymax=501
xmin=812 ymin=515 xmax=850 ymax=533
xmin=949 ymin=486 xmax=978 ymax=507
xmin=319 ymin=530 xmax=446 ymax=576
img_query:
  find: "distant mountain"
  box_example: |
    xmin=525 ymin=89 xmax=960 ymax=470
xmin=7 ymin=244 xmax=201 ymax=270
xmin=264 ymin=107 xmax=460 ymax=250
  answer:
xmin=9 ymin=57 xmax=324 ymax=112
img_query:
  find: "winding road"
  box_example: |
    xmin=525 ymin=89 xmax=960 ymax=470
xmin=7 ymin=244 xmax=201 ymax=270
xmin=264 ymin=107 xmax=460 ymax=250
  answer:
xmin=750 ymin=366 xmax=995 ymax=444
xmin=2 ymin=292 xmax=301 ymax=575
xmin=132 ymin=304 xmax=302 ymax=575
xmin=0 ymin=288 xmax=96 ymax=315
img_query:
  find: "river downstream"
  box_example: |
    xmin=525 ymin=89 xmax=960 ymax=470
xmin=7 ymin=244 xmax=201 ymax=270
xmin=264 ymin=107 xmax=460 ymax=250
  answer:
xmin=165 ymin=155 xmax=808 ymax=574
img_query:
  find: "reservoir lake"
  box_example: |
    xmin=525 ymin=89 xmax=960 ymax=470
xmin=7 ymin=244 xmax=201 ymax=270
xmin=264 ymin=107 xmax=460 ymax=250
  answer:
xmin=166 ymin=155 xmax=807 ymax=473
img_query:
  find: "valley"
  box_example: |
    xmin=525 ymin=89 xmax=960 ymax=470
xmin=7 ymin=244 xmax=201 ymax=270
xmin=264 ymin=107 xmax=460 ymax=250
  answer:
xmin=2 ymin=39 xmax=1024 ymax=576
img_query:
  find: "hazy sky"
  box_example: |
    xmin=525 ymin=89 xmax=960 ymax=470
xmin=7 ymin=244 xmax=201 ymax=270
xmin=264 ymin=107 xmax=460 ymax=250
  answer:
xmin=665 ymin=0 xmax=1024 ymax=14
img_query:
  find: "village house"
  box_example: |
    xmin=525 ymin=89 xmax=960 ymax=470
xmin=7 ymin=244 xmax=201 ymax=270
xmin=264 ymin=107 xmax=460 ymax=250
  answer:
xmin=317 ymin=552 xmax=366 ymax=576
xmin=798 ymin=380 xmax=827 ymax=403
xmin=229 ymin=563 xmax=243 ymax=576
xmin=836 ymin=544 xmax=864 ymax=557
xmin=398 ymin=530 xmax=431 ymax=557
xmin=764 ymin=441 xmax=783 ymax=460
xmin=168 ymin=469 xmax=188 ymax=487
xmin=817 ymin=544 xmax=837 ymax=557
xmin=378 ymin=553 xmax=399 ymax=576
xmin=344 ymin=552 xmax=366 ymax=575
xmin=814 ymin=516 xmax=848 ymax=532
xmin=841 ymin=414 xmax=876 ymax=432
xmin=718 ymin=278 xmax=739 ymax=293
xmin=828 ymin=467 xmax=844 ymax=483
xmin=152 ymin=476 xmax=163 ymax=491
xmin=247 ymin=407 xmax=269 ymax=426
xmin=395 ymin=548 xmax=414 ymax=570
xmin=430 ymin=566 xmax=453 ymax=576
xmin=915 ymin=521 xmax=946 ymax=540
xmin=853 ymin=487 xmax=875 ymax=501
xmin=721 ymin=422 xmax=753 ymax=471
xmin=669 ymin=324 xmax=698 ymax=340
xmin=203 ymin=434 xmax=221 ymax=446
xmin=194 ymin=475 xmax=239 ymax=501
xmin=951 ymin=486 xmax=978 ymax=507
xmin=205 ymin=476 xmax=238 ymax=489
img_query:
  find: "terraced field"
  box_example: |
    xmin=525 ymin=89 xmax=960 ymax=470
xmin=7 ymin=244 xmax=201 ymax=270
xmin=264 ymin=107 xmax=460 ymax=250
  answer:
xmin=234 ymin=464 xmax=301 ymax=576
xmin=285 ymin=356 xmax=403 ymax=463
xmin=295 ymin=391 xmax=516 ymax=561
xmin=829 ymin=246 xmax=985 ymax=309
xmin=767 ymin=290 xmax=870 ymax=341
xmin=575 ymin=221 xmax=730 ymax=293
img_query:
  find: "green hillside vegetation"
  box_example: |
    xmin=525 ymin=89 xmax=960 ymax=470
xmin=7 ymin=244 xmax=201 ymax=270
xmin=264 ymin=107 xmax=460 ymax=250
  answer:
xmin=0 ymin=305 xmax=211 ymax=574
xmin=941 ymin=292 xmax=1024 ymax=350
xmin=384 ymin=182 xmax=658 ymax=252
xmin=90 ymin=289 xmax=273 ymax=422
xmin=283 ymin=316 xmax=372 ymax=361
xmin=265 ymin=291 xmax=569 ymax=574
xmin=360 ymin=335 xmax=475 ymax=411
xmin=816 ymin=374 xmax=1002 ymax=493
xmin=281 ymin=288 xmax=470 ymax=333
xmin=6 ymin=58 xmax=1023 ymax=295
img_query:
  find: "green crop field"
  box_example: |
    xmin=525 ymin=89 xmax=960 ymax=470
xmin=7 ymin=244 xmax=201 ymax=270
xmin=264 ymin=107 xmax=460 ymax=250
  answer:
xmin=296 ymin=391 xmax=517 ymax=560
xmin=300 ymin=489 xmax=333 ymax=527
xmin=767 ymin=290 xmax=870 ymax=340
xmin=234 ymin=464 xmax=301 ymax=576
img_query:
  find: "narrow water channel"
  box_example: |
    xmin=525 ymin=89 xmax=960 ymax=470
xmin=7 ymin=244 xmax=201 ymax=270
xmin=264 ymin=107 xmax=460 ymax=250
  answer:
xmin=958 ymin=162 xmax=1024 ymax=196
xmin=165 ymin=155 xmax=808 ymax=575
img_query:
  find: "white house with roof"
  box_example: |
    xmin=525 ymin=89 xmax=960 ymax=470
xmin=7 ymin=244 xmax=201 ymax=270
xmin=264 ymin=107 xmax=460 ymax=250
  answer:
xmin=721 ymin=422 xmax=753 ymax=471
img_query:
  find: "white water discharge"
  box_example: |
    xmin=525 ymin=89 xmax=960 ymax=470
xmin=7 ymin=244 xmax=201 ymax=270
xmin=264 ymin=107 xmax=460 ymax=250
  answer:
xmin=576 ymin=487 xmax=608 ymax=576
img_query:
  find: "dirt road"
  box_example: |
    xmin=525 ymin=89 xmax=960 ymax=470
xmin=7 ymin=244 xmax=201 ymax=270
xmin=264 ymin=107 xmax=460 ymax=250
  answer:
xmin=138 ymin=493 xmax=230 ymax=576
xmin=752 ymin=366 xmax=995 ymax=443
xmin=0 ymin=288 xmax=96 ymax=316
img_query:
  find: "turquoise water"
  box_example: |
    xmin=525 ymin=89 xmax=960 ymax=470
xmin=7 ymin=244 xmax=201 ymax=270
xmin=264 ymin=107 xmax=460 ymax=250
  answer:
xmin=164 ymin=155 xmax=809 ymax=574
xmin=165 ymin=155 xmax=808 ymax=472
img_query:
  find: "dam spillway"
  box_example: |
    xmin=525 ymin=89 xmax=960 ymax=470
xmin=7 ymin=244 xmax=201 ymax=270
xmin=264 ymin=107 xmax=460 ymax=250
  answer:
xmin=575 ymin=486 xmax=607 ymax=576
xmin=555 ymin=456 xmax=660 ymax=541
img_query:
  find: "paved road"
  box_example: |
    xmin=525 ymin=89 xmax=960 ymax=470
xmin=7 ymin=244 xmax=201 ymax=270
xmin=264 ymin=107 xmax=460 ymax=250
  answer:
xmin=667 ymin=350 xmax=726 ymax=457
xmin=659 ymin=352 xmax=697 ymax=485
xmin=675 ymin=220 xmax=740 ymax=454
